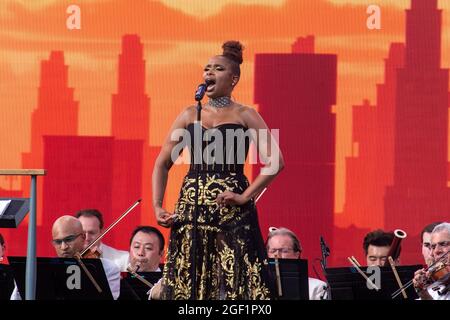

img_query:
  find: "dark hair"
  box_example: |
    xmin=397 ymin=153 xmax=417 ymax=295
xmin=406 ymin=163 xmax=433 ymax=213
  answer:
xmin=363 ymin=229 xmax=394 ymax=256
xmin=221 ymin=40 xmax=244 ymax=76
xmin=0 ymin=233 xmax=4 ymax=246
xmin=75 ymin=209 xmax=104 ymax=229
xmin=420 ymin=222 xmax=443 ymax=243
xmin=130 ymin=226 xmax=165 ymax=253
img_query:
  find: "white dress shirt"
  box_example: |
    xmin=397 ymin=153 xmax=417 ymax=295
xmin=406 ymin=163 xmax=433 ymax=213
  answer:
xmin=99 ymin=242 xmax=129 ymax=272
xmin=308 ymin=277 xmax=328 ymax=300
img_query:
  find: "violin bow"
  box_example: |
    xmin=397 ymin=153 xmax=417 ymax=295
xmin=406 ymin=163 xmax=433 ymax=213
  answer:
xmin=80 ymin=199 xmax=141 ymax=256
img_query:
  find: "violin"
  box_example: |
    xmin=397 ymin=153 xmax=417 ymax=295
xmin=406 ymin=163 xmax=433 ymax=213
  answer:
xmin=392 ymin=251 xmax=449 ymax=299
xmin=428 ymin=259 xmax=450 ymax=283
xmin=426 ymin=258 xmax=450 ymax=296
xmin=73 ymin=199 xmax=142 ymax=293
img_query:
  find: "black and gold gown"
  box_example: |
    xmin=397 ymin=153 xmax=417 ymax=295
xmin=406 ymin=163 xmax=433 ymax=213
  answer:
xmin=160 ymin=122 xmax=272 ymax=300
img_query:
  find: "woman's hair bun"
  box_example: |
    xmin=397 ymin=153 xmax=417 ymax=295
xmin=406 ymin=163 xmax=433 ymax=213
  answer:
xmin=222 ymin=41 xmax=244 ymax=65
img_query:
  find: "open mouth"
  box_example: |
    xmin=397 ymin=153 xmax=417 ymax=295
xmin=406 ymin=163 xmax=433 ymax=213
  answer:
xmin=206 ymin=79 xmax=216 ymax=91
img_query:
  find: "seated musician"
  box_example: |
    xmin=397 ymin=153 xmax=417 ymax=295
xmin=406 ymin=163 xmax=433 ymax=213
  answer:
xmin=128 ymin=226 xmax=164 ymax=272
xmin=10 ymin=215 xmax=121 ymax=300
xmin=413 ymin=222 xmax=450 ymax=300
xmin=0 ymin=233 xmax=5 ymax=263
xmin=266 ymin=227 xmax=328 ymax=300
xmin=76 ymin=209 xmax=129 ymax=271
xmin=121 ymin=226 xmax=165 ymax=300
xmin=363 ymin=229 xmax=399 ymax=267
xmin=420 ymin=222 xmax=443 ymax=267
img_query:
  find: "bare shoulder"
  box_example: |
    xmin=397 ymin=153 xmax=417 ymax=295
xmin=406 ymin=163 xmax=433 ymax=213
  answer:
xmin=236 ymin=104 xmax=265 ymax=128
xmin=176 ymin=105 xmax=197 ymax=127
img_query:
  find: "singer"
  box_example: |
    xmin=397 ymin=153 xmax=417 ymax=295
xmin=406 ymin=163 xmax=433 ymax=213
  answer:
xmin=152 ymin=40 xmax=284 ymax=299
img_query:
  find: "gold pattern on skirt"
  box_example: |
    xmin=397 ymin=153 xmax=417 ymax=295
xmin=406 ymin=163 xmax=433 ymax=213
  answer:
xmin=161 ymin=172 xmax=271 ymax=300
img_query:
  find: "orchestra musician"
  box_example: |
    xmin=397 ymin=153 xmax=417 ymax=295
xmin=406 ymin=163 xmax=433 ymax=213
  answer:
xmin=363 ymin=229 xmax=399 ymax=267
xmin=266 ymin=227 xmax=328 ymax=300
xmin=413 ymin=222 xmax=450 ymax=300
xmin=10 ymin=215 xmax=121 ymax=300
xmin=420 ymin=222 xmax=443 ymax=267
xmin=76 ymin=209 xmax=129 ymax=271
xmin=128 ymin=226 xmax=164 ymax=272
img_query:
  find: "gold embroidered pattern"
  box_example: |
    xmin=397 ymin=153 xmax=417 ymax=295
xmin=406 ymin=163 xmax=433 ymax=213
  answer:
xmin=161 ymin=171 xmax=271 ymax=300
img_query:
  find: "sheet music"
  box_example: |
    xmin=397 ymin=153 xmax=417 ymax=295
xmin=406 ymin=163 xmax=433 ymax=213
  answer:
xmin=0 ymin=200 xmax=11 ymax=216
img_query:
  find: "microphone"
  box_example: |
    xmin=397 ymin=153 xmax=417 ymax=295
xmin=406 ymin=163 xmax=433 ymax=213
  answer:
xmin=194 ymin=83 xmax=207 ymax=101
xmin=194 ymin=80 xmax=214 ymax=101
xmin=320 ymin=236 xmax=330 ymax=256
xmin=320 ymin=236 xmax=330 ymax=270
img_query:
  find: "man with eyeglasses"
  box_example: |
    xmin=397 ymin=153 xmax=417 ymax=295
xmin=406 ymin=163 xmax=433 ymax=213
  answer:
xmin=266 ymin=227 xmax=328 ymax=300
xmin=11 ymin=215 xmax=121 ymax=300
xmin=413 ymin=222 xmax=450 ymax=300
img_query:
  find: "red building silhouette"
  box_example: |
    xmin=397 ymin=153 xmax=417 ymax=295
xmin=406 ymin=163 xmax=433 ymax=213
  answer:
xmin=384 ymin=0 xmax=450 ymax=262
xmin=40 ymin=136 xmax=143 ymax=256
xmin=22 ymin=51 xmax=79 ymax=226
xmin=253 ymin=39 xmax=337 ymax=270
xmin=292 ymin=35 xmax=315 ymax=54
xmin=14 ymin=35 xmax=159 ymax=257
xmin=112 ymin=34 xmax=150 ymax=144
xmin=342 ymin=43 xmax=404 ymax=230
xmin=111 ymin=34 xmax=160 ymax=230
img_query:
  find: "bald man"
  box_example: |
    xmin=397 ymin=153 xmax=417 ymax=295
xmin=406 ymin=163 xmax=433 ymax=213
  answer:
xmin=11 ymin=216 xmax=121 ymax=300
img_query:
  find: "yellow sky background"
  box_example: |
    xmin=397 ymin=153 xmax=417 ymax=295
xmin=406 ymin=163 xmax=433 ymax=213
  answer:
xmin=0 ymin=0 xmax=449 ymax=218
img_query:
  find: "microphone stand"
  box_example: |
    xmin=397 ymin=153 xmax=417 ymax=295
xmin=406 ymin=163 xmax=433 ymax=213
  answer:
xmin=191 ymin=85 xmax=205 ymax=300
xmin=320 ymin=236 xmax=332 ymax=300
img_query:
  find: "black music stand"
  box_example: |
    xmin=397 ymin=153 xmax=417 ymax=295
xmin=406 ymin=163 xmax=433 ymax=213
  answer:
xmin=8 ymin=257 xmax=113 ymax=300
xmin=325 ymin=265 xmax=422 ymax=300
xmin=0 ymin=198 xmax=30 ymax=228
xmin=268 ymin=258 xmax=309 ymax=300
xmin=0 ymin=264 xmax=15 ymax=300
xmin=120 ymin=271 xmax=162 ymax=300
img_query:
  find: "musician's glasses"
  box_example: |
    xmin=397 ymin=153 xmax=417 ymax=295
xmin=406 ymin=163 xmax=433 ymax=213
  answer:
xmin=52 ymin=233 xmax=82 ymax=246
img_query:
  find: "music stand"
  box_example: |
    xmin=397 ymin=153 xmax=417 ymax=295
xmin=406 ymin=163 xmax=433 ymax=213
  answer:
xmin=0 ymin=198 xmax=30 ymax=228
xmin=268 ymin=258 xmax=309 ymax=300
xmin=0 ymin=264 xmax=15 ymax=300
xmin=8 ymin=257 xmax=113 ymax=300
xmin=325 ymin=265 xmax=422 ymax=300
xmin=0 ymin=169 xmax=46 ymax=300
xmin=120 ymin=271 xmax=162 ymax=300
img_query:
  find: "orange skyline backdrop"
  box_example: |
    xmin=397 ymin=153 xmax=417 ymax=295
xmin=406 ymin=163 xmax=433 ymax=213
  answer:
xmin=1 ymin=0 xmax=450 ymax=227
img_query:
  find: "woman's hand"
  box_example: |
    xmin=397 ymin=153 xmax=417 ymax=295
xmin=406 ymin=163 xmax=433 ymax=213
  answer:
xmin=155 ymin=207 xmax=177 ymax=228
xmin=216 ymin=191 xmax=250 ymax=206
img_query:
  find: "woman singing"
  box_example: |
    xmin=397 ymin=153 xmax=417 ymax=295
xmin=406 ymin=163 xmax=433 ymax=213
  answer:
xmin=152 ymin=41 xmax=284 ymax=299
